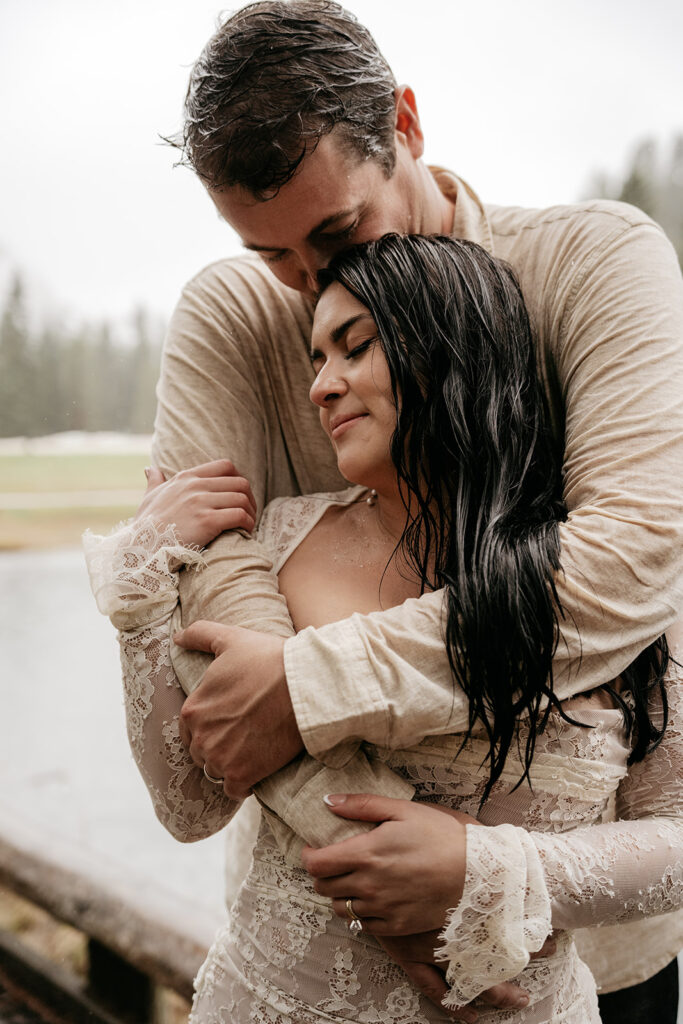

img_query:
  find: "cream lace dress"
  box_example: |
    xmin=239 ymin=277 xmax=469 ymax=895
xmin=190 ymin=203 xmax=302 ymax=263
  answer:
xmin=84 ymin=489 xmax=683 ymax=1024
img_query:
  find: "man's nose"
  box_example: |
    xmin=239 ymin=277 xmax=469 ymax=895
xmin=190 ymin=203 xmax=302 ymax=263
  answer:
xmin=298 ymin=250 xmax=324 ymax=296
xmin=265 ymin=247 xmax=325 ymax=297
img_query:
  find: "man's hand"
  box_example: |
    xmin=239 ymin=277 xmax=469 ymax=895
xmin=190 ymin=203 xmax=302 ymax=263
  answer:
xmin=376 ymin=933 xmax=534 ymax=1022
xmin=174 ymin=620 xmax=303 ymax=798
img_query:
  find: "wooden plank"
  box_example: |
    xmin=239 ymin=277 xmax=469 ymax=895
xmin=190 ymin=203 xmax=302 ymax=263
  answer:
xmin=0 ymin=811 xmax=224 ymax=999
xmin=0 ymin=930 xmax=123 ymax=1024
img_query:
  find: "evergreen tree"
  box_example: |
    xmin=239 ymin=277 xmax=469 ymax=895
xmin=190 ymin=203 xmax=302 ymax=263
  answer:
xmin=127 ymin=307 xmax=162 ymax=434
xmin=586 ymin=135 xmax=683 ymax=268
xmin=34 ymin=324 xmax=68 ymax=435
xmin=0 ymin=274 xmax=36 ymax=437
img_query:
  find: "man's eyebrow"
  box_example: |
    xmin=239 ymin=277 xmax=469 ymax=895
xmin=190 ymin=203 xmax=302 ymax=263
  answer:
xmin=242 ymin=241 xmax=283 ymax=253
xmin=309 ymin=313 xmax=373 ymax=358
xmin=308 ymin=209 xmax=358 ymax=240
xmin=242 ymin=209 xmax=359 ymax=254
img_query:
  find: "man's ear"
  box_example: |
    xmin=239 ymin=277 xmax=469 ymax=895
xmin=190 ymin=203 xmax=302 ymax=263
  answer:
xmin=394 ymin=85 xmax=424 ymax=160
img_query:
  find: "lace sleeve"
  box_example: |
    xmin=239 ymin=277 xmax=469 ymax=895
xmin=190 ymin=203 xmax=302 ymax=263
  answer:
xmin=83 ymin=518 xmax=240 ymax=841
xmin=436 ymin=652 xmax=683 ymax=1006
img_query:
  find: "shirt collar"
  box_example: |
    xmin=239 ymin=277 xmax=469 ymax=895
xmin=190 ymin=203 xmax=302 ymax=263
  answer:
xmin=428 ymin=166 xmax=494 ymax=255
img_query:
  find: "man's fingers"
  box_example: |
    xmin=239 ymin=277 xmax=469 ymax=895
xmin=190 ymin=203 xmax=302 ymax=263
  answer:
xmin=174 ymin=620 xmax=230 ymax=655
xmin=529 ymin=932 xmax=556 ymax=960
xmin=402 ymin=962 xmax=471 ymax=1021
xmin=389 ymin=959 xmax=476 ymax=1023
xmin=477 ymin=982 xmax=530 ymax=1010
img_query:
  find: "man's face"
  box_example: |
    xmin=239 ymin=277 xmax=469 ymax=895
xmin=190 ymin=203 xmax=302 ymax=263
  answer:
xmin=211 ymin=129 xmax=426 ymax=300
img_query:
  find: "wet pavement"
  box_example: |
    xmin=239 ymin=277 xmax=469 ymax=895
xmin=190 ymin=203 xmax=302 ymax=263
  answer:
xmin=0 ymin=547 xmax=225 ymax=917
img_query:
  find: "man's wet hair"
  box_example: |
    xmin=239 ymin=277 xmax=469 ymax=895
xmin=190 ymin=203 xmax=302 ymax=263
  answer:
xmin=170 ymin=0 xmax=398 ymax=199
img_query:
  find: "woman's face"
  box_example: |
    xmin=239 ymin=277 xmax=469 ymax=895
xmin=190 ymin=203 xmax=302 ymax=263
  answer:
xmin=310 ymin=282 xmax=396 ymax=489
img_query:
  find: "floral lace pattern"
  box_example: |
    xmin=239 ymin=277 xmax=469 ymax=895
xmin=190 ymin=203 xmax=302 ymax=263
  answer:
xmin=435 ymin=656 xmax=683 ymax=1015
xmin=84 ymin=517 xmax=240 ymax=840
xmin=257 ymin=486 xmax=365 ymax=573
xmin=85 ymin=504 xmax=683 ymax=1023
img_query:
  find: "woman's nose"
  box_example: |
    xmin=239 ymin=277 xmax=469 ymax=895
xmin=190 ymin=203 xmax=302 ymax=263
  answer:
xmin=309 ymin=364 xmax=347 ymax=407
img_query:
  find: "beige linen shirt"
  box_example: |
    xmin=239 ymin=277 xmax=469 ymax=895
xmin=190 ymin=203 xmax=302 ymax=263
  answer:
xmin=153 ymin=171 xmax=683 ymax=990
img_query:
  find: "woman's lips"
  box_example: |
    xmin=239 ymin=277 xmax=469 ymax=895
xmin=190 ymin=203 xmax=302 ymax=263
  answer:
xmin=330 ymin=413 xmax=368 ymax=440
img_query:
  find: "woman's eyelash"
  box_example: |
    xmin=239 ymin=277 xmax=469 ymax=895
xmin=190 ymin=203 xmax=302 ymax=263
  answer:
xmin=345 ymin=339 xmax=375 ymax=360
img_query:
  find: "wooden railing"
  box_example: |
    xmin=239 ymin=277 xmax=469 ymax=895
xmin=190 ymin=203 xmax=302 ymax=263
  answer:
xmin=0 ymin=809 xmax=225 ymax=1022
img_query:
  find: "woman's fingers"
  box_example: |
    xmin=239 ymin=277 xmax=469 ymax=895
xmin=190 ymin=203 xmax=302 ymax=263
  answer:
xmin=143 ymin=466 xmax=166 ymax=490
xmin=202 ymin=474 xmax=256 ymax=507
xmin=329 ymin=896 xmax=385 ymax=929
xmin=189 ymin=458 xmax=239 ymax=478
xmin=134 ymin=459 xmax=257 ymax=546
xmin=205 ymin=506 xmax=255 ymax=534
xmin=303 ymin=798 xmax=468 ymax=935
xmin=301 ymin=827 xmax=389 ymax=879
xmin=209 ymin=488 xmax=257 ymax=517
xmin=322 ymin=792 xmax=414 ymax=822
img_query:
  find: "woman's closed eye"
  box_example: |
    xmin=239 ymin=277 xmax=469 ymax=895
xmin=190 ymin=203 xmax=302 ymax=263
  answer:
xmin=345 ymin=338 xmax=376 ymax=361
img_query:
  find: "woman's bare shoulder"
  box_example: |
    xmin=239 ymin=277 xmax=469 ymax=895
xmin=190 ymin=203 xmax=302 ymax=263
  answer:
xmin=257 ymin=486 xmax=366 ymax=573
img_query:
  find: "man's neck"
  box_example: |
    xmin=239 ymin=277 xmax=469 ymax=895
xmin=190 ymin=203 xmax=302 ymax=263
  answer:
xmin=419 ymin=161 xmax=456 ymax=235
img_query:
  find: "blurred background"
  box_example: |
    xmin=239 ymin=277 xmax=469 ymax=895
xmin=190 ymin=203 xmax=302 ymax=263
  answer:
xmin=0 ymin=0 xmax=681 ymax=1020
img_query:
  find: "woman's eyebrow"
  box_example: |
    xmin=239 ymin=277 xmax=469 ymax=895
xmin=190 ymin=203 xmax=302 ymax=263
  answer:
xmin=309 ymin=313 xmax=374 ymax=359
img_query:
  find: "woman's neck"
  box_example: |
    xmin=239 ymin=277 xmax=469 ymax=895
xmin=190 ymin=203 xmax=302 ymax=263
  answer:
xmin=369 ymin=484 xmax=411 ymax=543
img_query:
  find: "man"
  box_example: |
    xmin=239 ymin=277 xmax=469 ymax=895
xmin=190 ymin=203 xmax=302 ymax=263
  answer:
xmin=152 ymin=1 xmax=683 ymax=1019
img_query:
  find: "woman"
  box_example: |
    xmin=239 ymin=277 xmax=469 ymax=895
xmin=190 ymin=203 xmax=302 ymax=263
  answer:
xmin=85 ymin=234 xmax=682 ymax=1023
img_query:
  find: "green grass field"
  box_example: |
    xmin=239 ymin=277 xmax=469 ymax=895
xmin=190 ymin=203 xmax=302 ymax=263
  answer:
xmin=0 ymin=453 xmax=150 ymax=493
xmin=0 ymin=453 xmax=149 ymax=549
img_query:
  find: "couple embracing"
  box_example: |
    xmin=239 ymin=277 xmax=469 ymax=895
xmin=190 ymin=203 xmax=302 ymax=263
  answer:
xmin=86 ymin=2 xmax=683 ymax=1022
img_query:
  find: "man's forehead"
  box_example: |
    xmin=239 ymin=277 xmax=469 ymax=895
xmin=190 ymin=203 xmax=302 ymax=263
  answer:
xmin=210 ymin=136 xmax=379 ymax=247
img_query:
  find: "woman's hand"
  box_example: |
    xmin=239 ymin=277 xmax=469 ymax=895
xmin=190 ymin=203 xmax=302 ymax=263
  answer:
xmin=301 ymin=793 xmax=471 ymax=935
xmin=134 ymin=460 xmax=256 ymax=548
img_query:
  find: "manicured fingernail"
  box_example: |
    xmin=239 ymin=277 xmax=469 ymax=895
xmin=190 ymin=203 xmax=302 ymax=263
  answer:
xmin=514 ymin=995 xmax=529 ymax=1008
xmin=173 ymin=631 xmax=183 ymax=642
xmin=323 ymin=794 xmax=347 ymax=806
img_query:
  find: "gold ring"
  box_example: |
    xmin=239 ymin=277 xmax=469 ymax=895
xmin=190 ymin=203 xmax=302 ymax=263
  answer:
xmin=345 ymin=897 xmax=363 ymax=935
xmin=203 ymin=764 xmax=224 ymax=785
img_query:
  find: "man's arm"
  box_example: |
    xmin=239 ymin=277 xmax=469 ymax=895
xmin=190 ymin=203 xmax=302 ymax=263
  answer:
xmin=152 ymin=257 xmax=416 ymax=842
xmin=284 ymin=213 xmax=683 ymax=762
xmin=161 ymin=221 xmax=683 ymax=774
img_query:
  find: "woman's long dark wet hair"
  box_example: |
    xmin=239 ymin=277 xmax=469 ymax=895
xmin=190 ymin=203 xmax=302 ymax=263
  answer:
xmin=320 ymin=233 xmax=668 ymax=801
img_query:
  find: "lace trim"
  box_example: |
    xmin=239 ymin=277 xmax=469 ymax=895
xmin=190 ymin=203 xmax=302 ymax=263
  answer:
xmin=256 ymin=487 xmax=365 ymax=573
xmin=83 ymin=516 xmax=207 ymax=629
xmin=436 ymin=823 xmax=552 ymax=1006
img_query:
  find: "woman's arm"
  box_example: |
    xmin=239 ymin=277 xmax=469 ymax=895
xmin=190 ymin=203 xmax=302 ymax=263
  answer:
xmin=304 ymin=632 xmax=683 ymax=1006
xmin=86 ymin=465 xmax=415 ymax=850
xmin=84 ymin=511 xmax=242 ymax=841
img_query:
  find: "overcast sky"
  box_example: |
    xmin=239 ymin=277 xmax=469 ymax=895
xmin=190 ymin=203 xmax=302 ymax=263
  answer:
xmin=1 ymin=0 xmax=681 ymax=325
